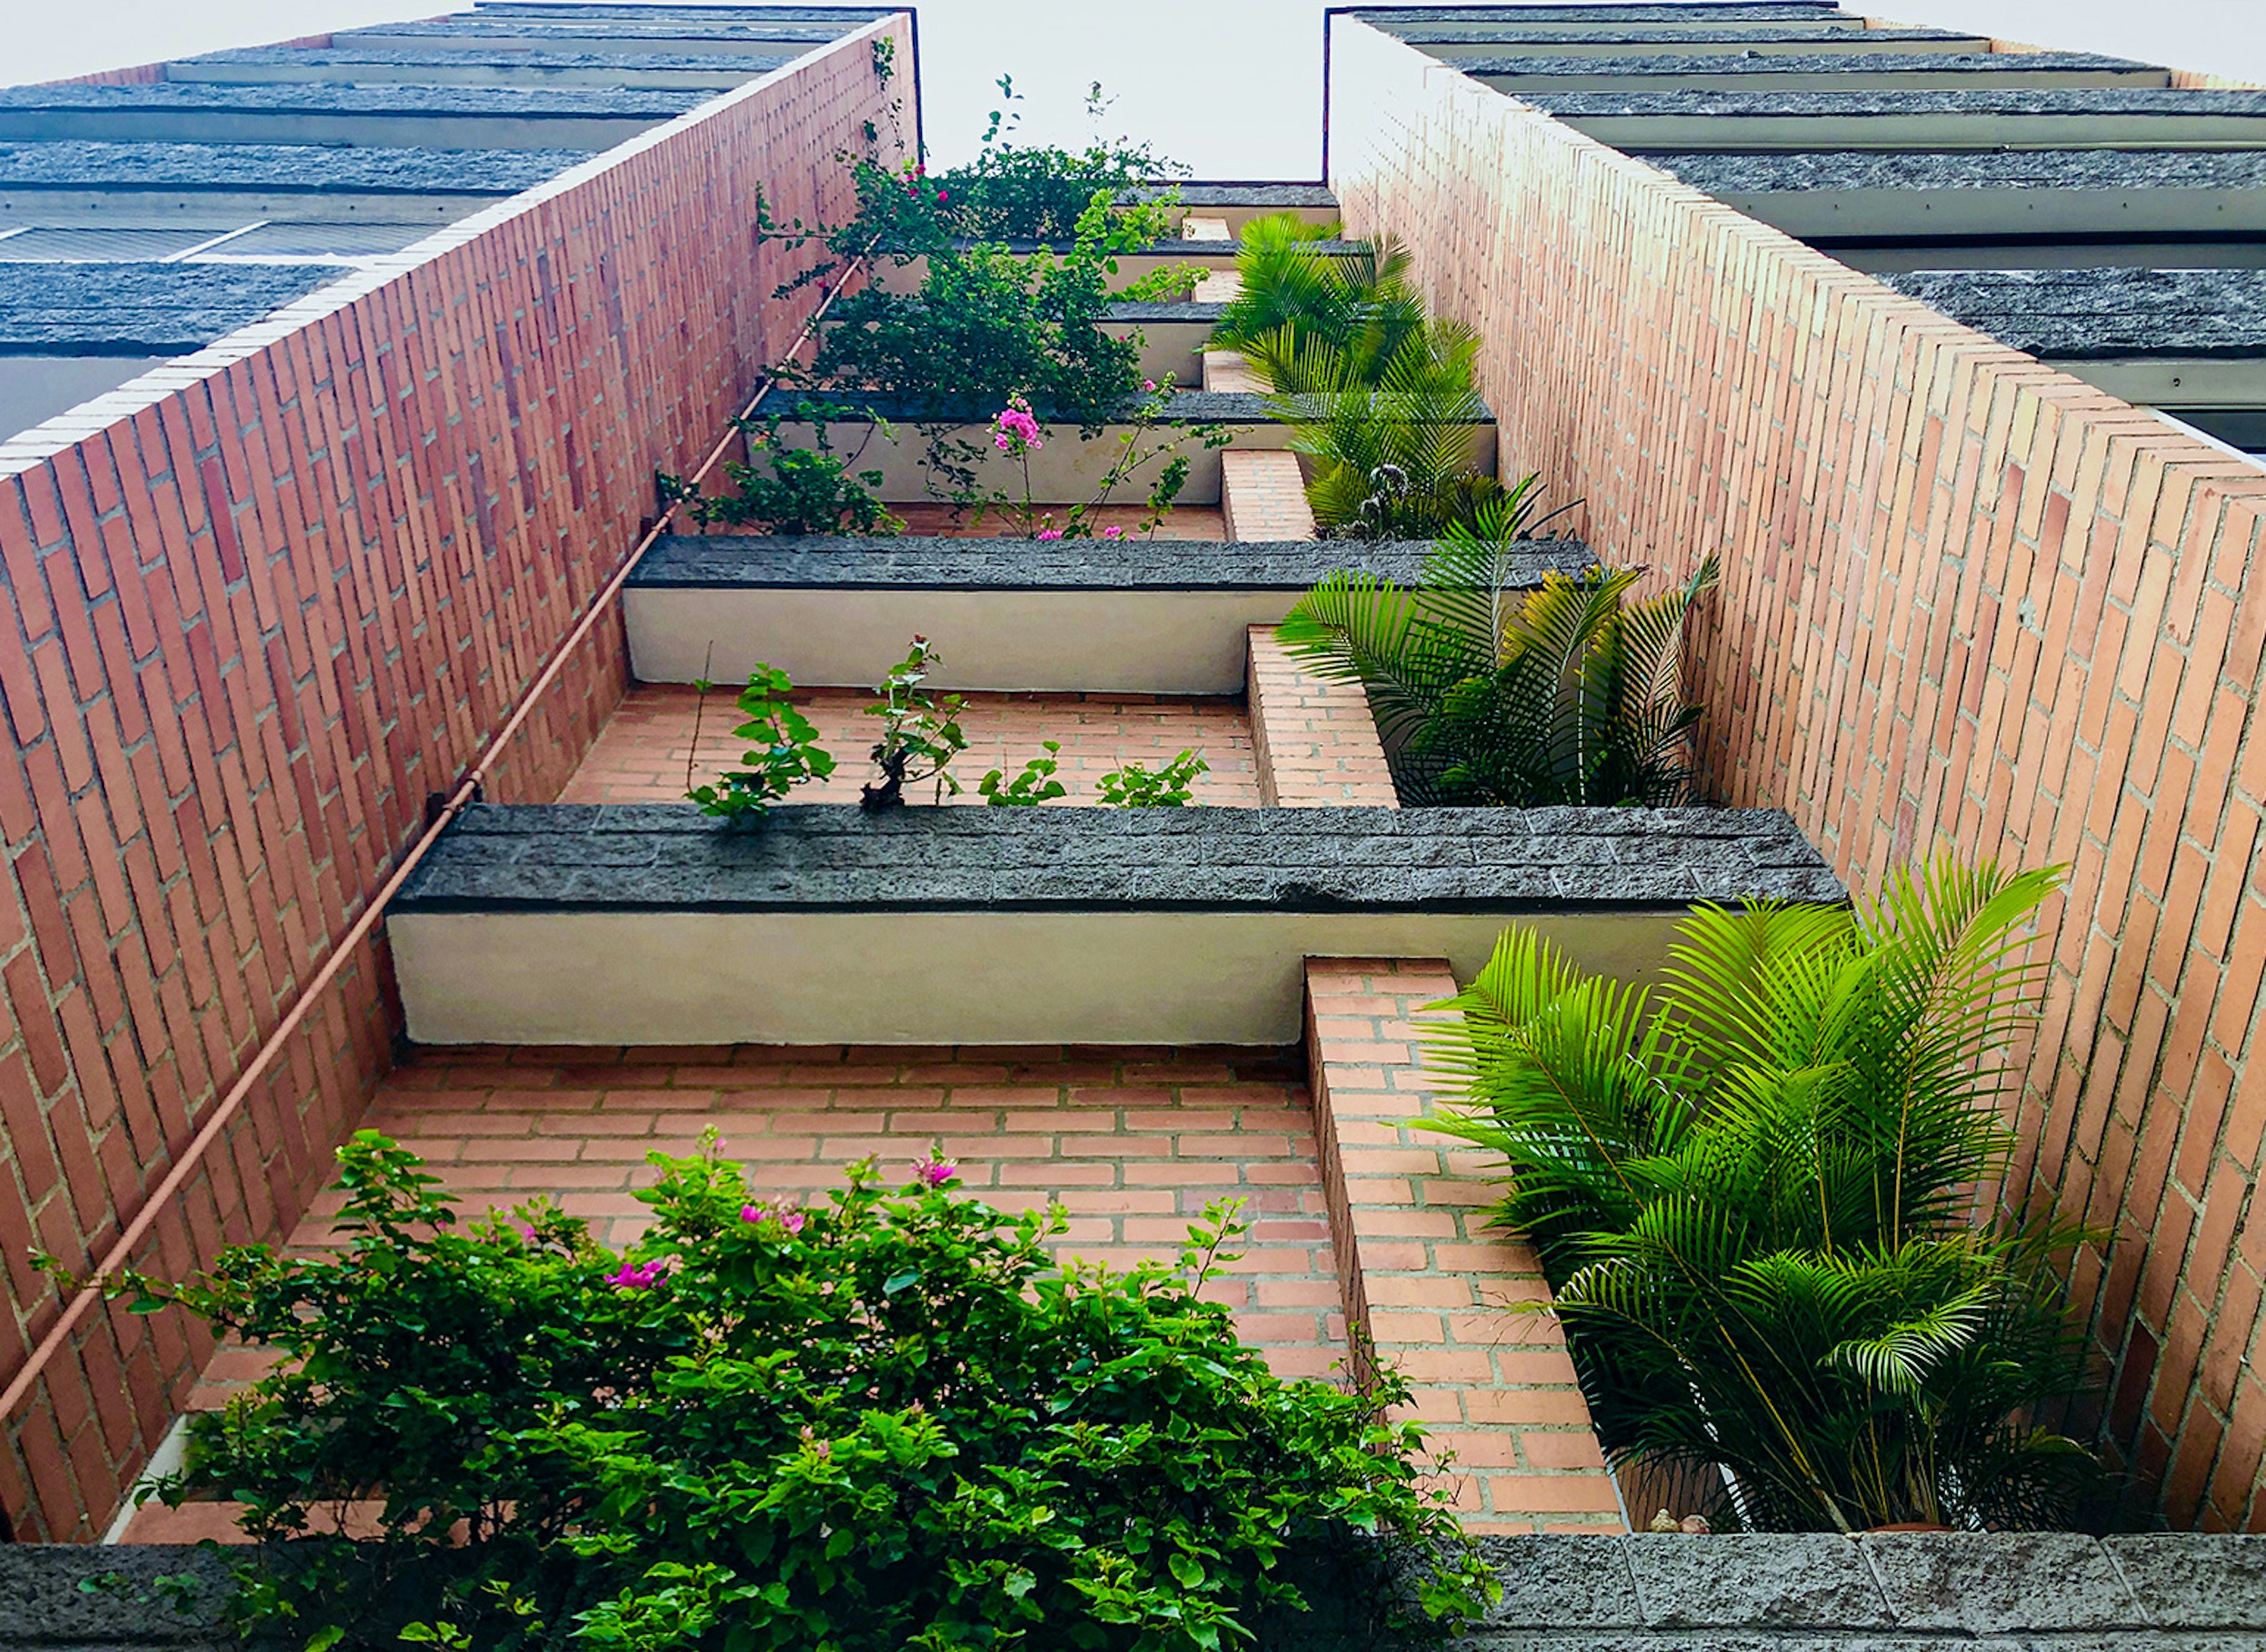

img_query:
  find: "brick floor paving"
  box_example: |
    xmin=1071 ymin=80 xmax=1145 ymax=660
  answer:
xmin=557 ymin=684 xmax=1260 ymax=806
xmin=123 ymin=1044 xmax=1352 ymax=1542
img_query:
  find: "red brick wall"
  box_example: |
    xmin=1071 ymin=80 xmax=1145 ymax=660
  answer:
xmin=1330 ymin=22 xmax=2266 ymax=1527
xmin=0 ymin=22 xmax=911 ymax=1539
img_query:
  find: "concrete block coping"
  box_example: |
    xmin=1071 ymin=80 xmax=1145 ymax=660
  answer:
xmin=19 ymin=1533 xmax=2266 ymax=1647
xmin=0 ymin=139 xmax=594 ymax=194
xmin=1347 ymin=4 xmax=1848 ymax=24
xmin=395 ymin=802 xmax=1843 ymax=916
xmin=0 ymin=262 xmax=346 ymax=354
xmin=619 ymin=534 xmax=1594 ymax=691
xmin=627 ymin=533 xmax=1590 ymax=591
xmin=1879 ymin=267 xmax=2266 ymax=362
xmin=384 ymin=804 xmax=1842 ymax=1045
xmin=0 ymin=82 xmax=710 ymax=119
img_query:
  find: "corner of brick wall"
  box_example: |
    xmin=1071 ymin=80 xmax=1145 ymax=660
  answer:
xmin=1246 ymin=627 xmax=1398 ymax=807
xmin=1304 ymin=956 xmax=1622 ymax=1533
xmin=0 ymin=20 xmax=912 ymax=1540
xmin=1219 ymin=448 xmax=1315 ymax=542
xmin=1323 ymin=15 xmax=2266 ymax=1530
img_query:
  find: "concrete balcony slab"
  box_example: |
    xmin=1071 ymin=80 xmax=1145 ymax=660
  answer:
xmin=1653 ymin=149 xmax=2266 ymax=242
xmin=768 ymin=389 xmax=1496 ymax=504
xmin=0 ymin=81 xmax=707 ymax=150
xmin=1469 ymin=51 xmax=2167 ymax=95
xmin=387 ymin=804 xmax=1845 ymax=1046
xmin=1530 ymin=88 xmax=2266 ymax=151
xmin=167 ymin=46 xmax=786 ymax=91
xmin=621 ymin=532 xmax=1590 ymax=692
xmin=1394 ymin=25 xmax=1988 ymax=60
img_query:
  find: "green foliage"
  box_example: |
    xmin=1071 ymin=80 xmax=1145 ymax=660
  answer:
xmin=978 ymin=742 xmax=1067 ymax=805
xmin=861 ymin=637 xmax=967 ymax=809
xmin=129 ymin=1133 xmax=1489 ymax=1652
xmin=1096 ymin=749 xmax=1207 ymax=808
xmin=664 ymin=407 xmax=900 ymax=536
xmin=685 ymin=666 xmax=835 ymax=818
xmin=1210 ymin=219 xmax=1417 ymax=387
xmin=937 ymin=76 xmax=1189 ymax=242
xmin=1279 ymin=488 xmax=1711 ymax=806
xmin=1425 ymin=860 xmax=2104 ymax=1532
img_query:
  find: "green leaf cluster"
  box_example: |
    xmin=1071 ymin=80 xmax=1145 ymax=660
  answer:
xmin=1279 ymin=493 xmax=1715 ymax=807
xmin=686 ymin=666 xmax=836 ymax=818
xmin=861 ymin=637 xmax=969 ymax=809
xmin=1093 ymin=750 xmax=1207 ymax=808
xmin=979 ymin=742 xmax=1067 ymax=806
xmin=139 ymin=1135 xmax=1489 ymax=1651
xmin=1425 ymin=860 xmax=2105 ymax=1531
xmin=1212 ymin=217 xmax=1503 ymax=539
xmin=669 ymin=406 xmax=901 ymax=537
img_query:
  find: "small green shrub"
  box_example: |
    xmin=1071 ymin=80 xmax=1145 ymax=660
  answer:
xmin=860 ymin=637 xmax=967 ymax=809
xmin=120 ymin=1134 xmax=1489 ymax=1652
xmin=978 ymin=741 xmax=1066 ymax=805
xmin=662 ymin=407 xmax=900 ymax=536
xmin=1427 ymin=860 xmax=2104 ymax=1532
xmin=685 ymin=665 xmax=834 ymax=817
xmin=1096 ymin=749 xmax=1207 ymax=808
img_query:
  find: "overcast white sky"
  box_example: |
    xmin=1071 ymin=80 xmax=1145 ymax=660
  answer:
xmin=13 ymin=1 xmax=2266 ymax=176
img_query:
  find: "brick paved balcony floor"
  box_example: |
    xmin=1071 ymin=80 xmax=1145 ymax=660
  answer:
xmin=558 ymin=684 xmax=1260 ymax=806
xmin=123 ymin=1043 xmax=1348 ymax=1540
xmin=842 ymin=504 xmax=1226 ymax=539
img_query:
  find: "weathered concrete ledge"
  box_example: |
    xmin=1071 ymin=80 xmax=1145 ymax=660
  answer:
xmin=0 ymin=263 xmax=342 ymax=353
xmin=0 ymin=81 xmax=709 ymax=117
xmin=1381 ymin=22 xmax=1977 ymax=49
xmin=628 ymin=533 xmax=1584 ymax=591
xmin=1453 ymin=1532 xmax=2266 ymax=1647
xmin=28 ymin=1532 xmax=2266 ymax=1649
xmin=0 ymin=138 xmax=590 ymax=194
xmin=1656 ymin=146 xmax=2266 ymax=193
xmin=387 ymin=805 xmax=1840 ymax=1045
xmin=1464 ymin=50 xmax=2163 ymax=91
xmin=171 ymin=46 xmax=791 ymax=90
xmin=1881 ymin=267 xmax=2266 ymax=360
xmin=1351 ymin=4 xmax=1849 ymax=24
xmin=1531 ymin=87 xmax=2266 ymax=151
xmin=622 ymin=533 xmax=1592 ymax=690
xmin=397 ymin=804 xmax=1836 ymax=914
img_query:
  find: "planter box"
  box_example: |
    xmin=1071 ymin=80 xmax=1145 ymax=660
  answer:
xmin=1100 ymin=300 xmax=1225 ymax=384
xmin=624 ymin=532 xmax=1592 ymax=691
xmin=1126 ymin=181 xmax=1340 ymax=233
xmin=769 ymin=390 xmax=1496 ymax=503
xmin=867 ymin=237 xmax=1366 ymax=296
xmin=387 ymin=804 xmax=1844 ymax=1046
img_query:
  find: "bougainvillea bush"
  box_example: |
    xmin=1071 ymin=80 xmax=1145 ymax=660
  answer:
xmin=129 ymin=1135 xmax=1489 ymax=1652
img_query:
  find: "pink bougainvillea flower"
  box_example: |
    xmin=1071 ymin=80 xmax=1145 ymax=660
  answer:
xmin=1036 ymin=528 xmax=1064 ymax=542
xmin=741 ymin=1202 xmax=807 ymax=1235
xmin=1142 ymin=379 xmax=1157 ymax=393
xmin=1101 ymin=525 xmax=1124 ymax=539
xmin=605 ymin=1259 xmax=667 ymax=1291
xmin=911 ymin=1153 xmax=958 ymax=1188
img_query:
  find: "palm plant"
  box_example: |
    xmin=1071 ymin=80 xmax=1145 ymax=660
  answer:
xmin=1425 ymin=860 xmax=2101 ymax=1532
xmin=1210 ymin=215 xmax=1421 ymax=383
xmin=1278 ymin=495 xmax=1717 ymax=806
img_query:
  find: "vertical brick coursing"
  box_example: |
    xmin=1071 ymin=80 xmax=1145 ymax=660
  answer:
xmin=0 ymin=23 xmax=910 ymax=1539
xmin=1246 ymin=626 xmax=1397 ymax=807
xmin=1304 ymin=958 xmax=1620 ymax=1533
xmin=1219 ymin=447 xmax=1315 ymax=542
xmin=1330 ymin=21 xmax=2266 ymax=1527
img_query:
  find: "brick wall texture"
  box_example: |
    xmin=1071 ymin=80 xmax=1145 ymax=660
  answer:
xmin=1329 ymin=21 xmax=2266 ymax=1526
xmin=0 ymin=22 xmax=910 ymax=1539
xmin=1245 ymin=626 xmax=1398 ymax=807
xmin=1304 ymin=959 xmax=1620 ymax=1532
